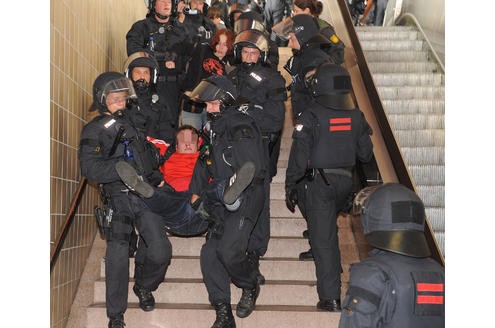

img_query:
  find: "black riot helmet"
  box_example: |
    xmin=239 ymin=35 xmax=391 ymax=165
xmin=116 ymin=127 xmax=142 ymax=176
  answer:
xmin=234 ymin=11 xmax=265 ymax=34
xmin=228 ymin=1 xmax=262 ymax=28
xmin=272 ymin=14 xmax=330 ymax=49
xmin=233 ymin=29 xmax=269 ymax=64
xmin=123 ymin=52 xmax=159 ymax=84
xmin=187 ymin=75 xmax=238 ymax=107
xmin=306 ymin=62 xmax=355 ymax=110
xmin=353 ymin=183 xmax=431 ymax=257
xmin=89 ymin=72 xmax=137 ymax=113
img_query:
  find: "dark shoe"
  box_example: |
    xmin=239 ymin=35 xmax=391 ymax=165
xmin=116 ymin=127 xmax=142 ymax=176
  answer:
xmin=133 ymin=284 xmax=155 ymax=312
xmin=236 ymin=283 xmax=260 ymax=318
xmin=223 ymin=161 xmax=255 ymax=205
xmin=317 ymin=299 xmax=342 ymax=312
xmin=299 ymin=248 xmax=314 ymax=261
xmin=212 ymin=303 xmax=236 ymax=328
xmin=116 ymin=161 xmax=154 ymax=198
xmin=247 ymin=251 xmax=265 ymax=285
xmin=302 ymin=229 xmax=309 ymax=239
xmin=108 ymin=314 xmax=125 ymax=328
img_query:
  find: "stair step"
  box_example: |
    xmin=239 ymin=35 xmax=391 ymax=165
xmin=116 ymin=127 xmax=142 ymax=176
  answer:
xmin=372 ymin=73 xmax=443 ymax=86
xmin=103 ymin=258 xmax=352 ymax=282
xmin=400 ymin=146 xmax=444 ymax=165
xmin=357 ymin=30 xmax=419 ymax=41
xmin=364 ymin=50 xmax=428 ymax=62
xmin=426 ymin=207 xmax=445 ymax=232
xmin=368 ymin=61 xmax=438 ymax=73
xmin=360 ymin=39 xmax=423 ymax=51
xmin=382 ymin=99 xmax=445 ymax=114
xmin=434 ymin=232 xmax=445 ymax=256
xmin=387 ymin=114 xmax=444 ymax=130
xmin=394 ymin=129 xmax=444 ymax=147
xmin=409 ymin=165 xmax=445 ymax=185
xmin=162 ymin=236 xmax=353 ymax=258
xmin=377 ymin=85 xmax=444 ymax=99
xmin=86 ymin=303 xmax=341 ymax=328
xmin=93 ymin=280 xmax=326 ymax=306
xmin=357 ymin=25 xmax=414 ymax=32
xmin=416 ymin=185 xmax=444 ymax=208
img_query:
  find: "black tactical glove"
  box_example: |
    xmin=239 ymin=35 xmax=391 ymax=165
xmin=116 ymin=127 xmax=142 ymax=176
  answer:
xmin=146 ymin=170 xmax=164 ymax=187
xmin=285 ymin=186 xmax=298 ymax=213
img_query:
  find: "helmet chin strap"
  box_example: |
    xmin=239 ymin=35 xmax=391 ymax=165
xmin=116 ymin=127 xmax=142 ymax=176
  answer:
xmin=112 ymin=109 xmax=126 ymax=118
xmin=155 ymin=11 xmax=170 ymax=20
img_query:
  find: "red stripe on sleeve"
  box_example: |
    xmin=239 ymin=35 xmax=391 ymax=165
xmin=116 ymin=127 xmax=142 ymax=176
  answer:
xmin=330 ymin=118 xmax=351 ymax=124
xmin=417 ymin=295 xmax=444 ymax=304
xmin=330 ymin=125 xmax=351 ymax=131
xmin=417 ymin=283 xmax=444 ymax=292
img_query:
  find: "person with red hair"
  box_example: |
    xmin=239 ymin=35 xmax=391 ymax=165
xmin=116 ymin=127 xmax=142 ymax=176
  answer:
xmin=179 ymin=28 xmax=236 ymax=131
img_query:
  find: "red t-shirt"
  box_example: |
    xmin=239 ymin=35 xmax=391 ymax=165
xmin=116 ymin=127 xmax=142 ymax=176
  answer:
xmin=147 ymin=137 xmax=199 ymax=192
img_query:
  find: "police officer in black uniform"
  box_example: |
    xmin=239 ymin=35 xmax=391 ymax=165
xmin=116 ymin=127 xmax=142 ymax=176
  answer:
xmin=233 ymin=10 xmax=280 ymax=69
xmin=339 ymin=183 xmax=445 ymax=327
xmin=186 ymin=75 xmax=267 ymax=328
xmin=228 ymin=29 xmax=287 ymax=283
xmin=79 ymin=72 xmax=172 ymax=328
xmin=126 ymin=0 xmax=190 ymax=143
xmin=273 ymin=13 xmax=339 ymax=119
xmin=122 ymin=51 xmax=165 ymax=140
xmin=273 ymin=13 xmax=344 ymax=261
xmin=285 ymin=62 xmax=373 ymax=312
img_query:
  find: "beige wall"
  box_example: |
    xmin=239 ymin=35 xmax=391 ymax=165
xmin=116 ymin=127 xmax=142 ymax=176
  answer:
xmin=50 ymin=1 xmax=146 ymax=328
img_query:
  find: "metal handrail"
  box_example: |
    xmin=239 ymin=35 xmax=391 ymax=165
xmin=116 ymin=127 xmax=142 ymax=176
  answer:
xmin=50 ymin=176 xmax=88 ymax=272
xmin=397 ymin=13 xmax=445 ymax=74
xmin=335 ymin=0 xmax=445 ymax=266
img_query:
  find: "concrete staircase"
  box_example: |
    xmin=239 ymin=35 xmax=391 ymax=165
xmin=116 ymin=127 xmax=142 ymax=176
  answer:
xmin=81 ymin=48 xmax=362 ymax=327
xmin=356 ymin=25 xmax=445 ymax=256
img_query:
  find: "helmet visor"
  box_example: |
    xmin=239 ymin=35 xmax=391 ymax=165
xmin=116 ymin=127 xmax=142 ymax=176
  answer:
xmin=188 ymin=80 xmax=235 ymax=105
xmin=234 ymin=19 xmax=265 ymax=34
xmin=271 ymin=17 xmax=294 ymax=41
xmin=101 ymin=78 xmax=137 ymax=103
xmin=234 ymin=30 xmax=269 ymax=52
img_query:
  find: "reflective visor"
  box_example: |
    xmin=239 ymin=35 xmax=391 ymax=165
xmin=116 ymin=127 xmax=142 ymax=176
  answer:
xmin=188 ymin=80 xmax=234 ymax=104
xmin=271 ymin=17 xmax=294 ymax=41
xmin=234 ymin=19 xmax=265 ymax=34
xmin=101 ymin=77 xmax=137 ymax=103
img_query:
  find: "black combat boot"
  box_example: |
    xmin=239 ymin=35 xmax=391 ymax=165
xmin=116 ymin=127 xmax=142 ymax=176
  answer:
xmin=211 ymin=303 xmax=236 ymax=328
xmin=108 ymin=314 xmax=125 ymax=328
xmin=133 ymin=284 xmax=155 ymax=312
xmin=317 ymin=299 xmax=342 ymax=312
xmin=235 ymin=282 xmax=260 ymax=318
xmin=299 ymin=248 xmax=314 ymax=261
xmin=247 ymin=251 xmax=265 ymax=285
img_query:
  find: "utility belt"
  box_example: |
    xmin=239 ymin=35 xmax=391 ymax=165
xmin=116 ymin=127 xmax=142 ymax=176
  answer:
xmin=158 ymin=75 xmax=179 ymax=82
xmin=304 ymin=167 xmax=353 ymax=185
xmin=94 ymin=183 xmax=134 ymax=241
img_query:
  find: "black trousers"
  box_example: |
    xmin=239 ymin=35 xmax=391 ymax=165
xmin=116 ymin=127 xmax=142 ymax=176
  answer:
xmin=105 ymin=192 xmax=172 ymax=318
xmin=304 ymin=173 xmax=352 ymax=300
xmin=200 ymin=183 xmax=265 ymax=304
xmin=247 ymin=133 xmax=281 ymax=256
